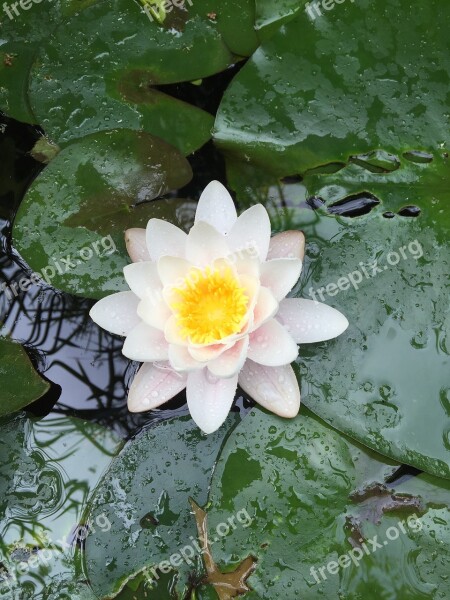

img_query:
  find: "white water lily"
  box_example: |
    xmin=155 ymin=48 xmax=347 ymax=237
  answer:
xmin=90 ymin=181 xmax=348 ymax=434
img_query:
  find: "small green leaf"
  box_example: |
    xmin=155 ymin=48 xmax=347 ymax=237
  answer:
xmin=0 ymin=338 xmax=50 ymax=416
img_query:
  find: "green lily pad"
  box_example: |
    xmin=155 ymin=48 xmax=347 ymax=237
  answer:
xmin=0 ymin=337 xmax=50 ymax=416
xmin=254 ymin=0 xmax=308 ymax=40
xmin=84 ymin=414 xmax=239 ymax=599
xmin=12 ymin=129 xmax=194 ymax=299
xmin=0 ymin=0 xmax=99 ymax=124
xmin=27 ymin=0 xmax=257 ymax=146
xmin=214 ymin=0 xmax=450 ymax=175
xmin=225 ymin=155 xmax=450 ymax=479
xmin=205 ymin=408 xmax=450 ymax=598
xmin=0 ymin=412 xmax=122 ymax=597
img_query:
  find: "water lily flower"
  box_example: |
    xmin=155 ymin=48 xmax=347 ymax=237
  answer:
xmin=90 ymin=181 xmax=348 ymax=433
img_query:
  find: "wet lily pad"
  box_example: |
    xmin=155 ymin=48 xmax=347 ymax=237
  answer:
xmin=84 ymin=414 xmax=239 ymax=599
xmin=0 ymin=413 xmax=121 ymax=597
xmin=12 ymin=129 xmax=194 ymax=299
xmin=27 ymin=0 xmax=257 ymax=146
xmin=0 ymin=337 xmax=50 ymax=416
xmin=0 ymin=0 xmax=99 ymax=124
xmin=214 ymin=0 xmax=450 ymax=175
xmin=205 ymin=408 xmax=450 ymax=598
xmin=225 ymin=155 xmax=450 ymax=479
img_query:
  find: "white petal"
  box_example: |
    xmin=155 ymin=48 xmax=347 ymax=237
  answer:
xmin=164 ymin=315 xmax=188 ymax=346
xmin=168 ymin=344 xmax=203 ymax=372
xmin=123 ymin=261 xmax=161 ymax=299
xmin=186 ymin=221 xmax=229 ymax=267
xmin=186 ymin=369 xmax=238 ymax=434
xmin=277 ymin=298 xmax=349 ymax=343
xmin=267 ymin=230 xmax=305 ymax=260
xmin=208 ymin=337 xmax=249 ymax=378
xmin=146 ymin=218 xmax=187 ymax=261
xmin=260 ymin=258 xmax=302 ymax=301
xmin=248 ymin=319 xmax=298 ymax=366
xmin=158 ymin=256 xmax=193 ymax=288
xmin=195 ymin=180 xmax=237 ymax=235
xmin=90 ymin=291 xmax=140 ymax=336
xmin=122 ymin=322 xmax=169 ymax=362
xmin=227 ymin=205 xmax=271 ymax=262
xmin=230 ymin=248 xmax=261 ymax=278
xmin=128 ymin=363 xmax=187 ymax=412
xmin=125 ymin=228 xmax=150 ymax=262
xmin=238 ymin=360 xmax=300 ymax=418
xmin=137 ymin=297 xmax=172 ymax=331
xmin=251 ymin=287 xmax=279 ymax=331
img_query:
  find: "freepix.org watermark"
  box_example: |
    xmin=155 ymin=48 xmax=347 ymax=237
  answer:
xmin=0 ymin=514 xmax=111 ymax=590
xmin=310 ymin=514 xmax=423 ymax=584
xmin=1 ymin=235 xmax=117 ymax=300
xmin=306 ymin=0 xmax=355 ymax=20
xmin=308 ymin=239 xmax=423 ymax=303
xmin=142 ymin=508 xmax=253 ymax=585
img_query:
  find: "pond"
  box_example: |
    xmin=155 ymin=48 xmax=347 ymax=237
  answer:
xmin=0 ymin=1 xmax=450 ymax=599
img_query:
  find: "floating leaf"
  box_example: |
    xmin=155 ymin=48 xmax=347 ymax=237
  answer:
xmin=205 ymin=408 xmax=450 ymax=598
xmin=84 ymin=414 xmax=239 ymax=599
xmin=27 ymin=0 xmax=257 ymax=147
xmin=13 ymin=129 xmax=194 ymax=299
xmin=0 ymin=337 xmax=50 ymax=416
xmin=225 ymin=155 xmax=450 ymax=479
xmin=214 ymin=0 xmax=450 ymax=175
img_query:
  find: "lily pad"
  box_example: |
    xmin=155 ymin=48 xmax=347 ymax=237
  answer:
xmin=214 ymin=0 xmax=450 ymax=175
xmin=12 ymin=129 xmax=194 ymax=299
xmin=83 ymin=414 xmax=239 ymax=599
xmin=0 ymin=412 xmax=122 ymax=597
xmin=0 ymin=337 xmax=50 ymax=416
xmin=0 ymin=0 xmax=99 ymax=124
xmin=225 ymin=155 xmax=450 ymax=479
xmin=205 ymin=408 xmax=450 ymax=598
xmin=27 ymin=0 xmax=257 ymax=146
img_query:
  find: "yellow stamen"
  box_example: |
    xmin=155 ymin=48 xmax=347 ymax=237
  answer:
xmin=170 ymin=266 xmax=249 ymax=344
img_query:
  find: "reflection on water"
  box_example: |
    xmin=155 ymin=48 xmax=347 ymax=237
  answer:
xmin=0 ymin=413 xmax=122 ymax=598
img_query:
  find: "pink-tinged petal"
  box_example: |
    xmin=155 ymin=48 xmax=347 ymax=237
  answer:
xmin=248 ymin=319 xmax=298 ymax=366
xmin=168 ymin=344 xmax=203 ymax=372
xmin=137 ymin=297 xmax=172 ymax=331
xmin=157 ymin=256 xmax=193 ymax=288
xmin=267 ymin=230 xmax=305 ymax=260
xmin=186 ymin=369 xmax=238 ymax=434
xmin=227 ymin=205 xmax=271 ymax=262
xmin=164 ymin=315 xmax=188 ymax=346
xmin=251 ymin=287 xmax=279 ymax=331
xmin=208 ymin=337 xmax=249 ymax=378
xmin=125 ymin=228 xmax=150 ymax=262
xmin=122 ymin=322 xmax=169 ymax=362
xmin=195 ymin=180 xmax=237 ymax=235
xmin=146 ymin=218 xmax=187 ymax=261
xmin=277 ymin=298 xmax=349 ymax=343
xmin=123 ymin=261 xmax=161 ymax=299
xmin=186 ymin=221 xmax=229 ymax=267
xmin=128 ymin=363 xmax=187 ymax=412
xmin=90 ymin=291 xmax=140 ymax=336
xmin=188 ymin=343 xmax=230 ymax=362
xmin=238 ymin=360 xmax=300 ymax=418
xmin=260 ymin=258 xmax=302 ymax=301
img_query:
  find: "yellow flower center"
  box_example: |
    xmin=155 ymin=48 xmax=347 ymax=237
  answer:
xmin=170 ymin=266 xmax=249 ymax=344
